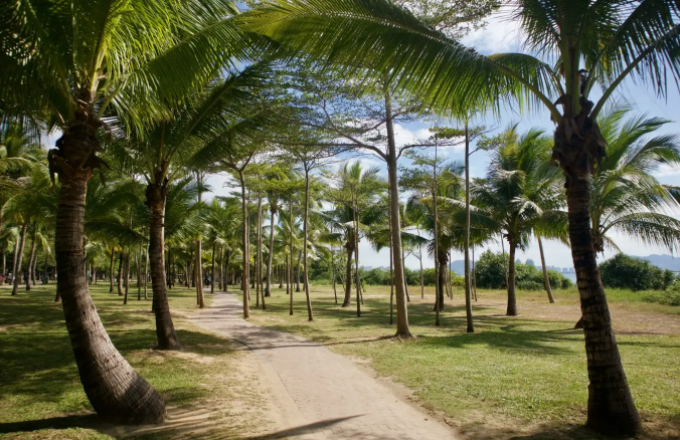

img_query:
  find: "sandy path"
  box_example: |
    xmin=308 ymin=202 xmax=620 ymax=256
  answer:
xmin=191 ymin=292 xmax=458 ymax=440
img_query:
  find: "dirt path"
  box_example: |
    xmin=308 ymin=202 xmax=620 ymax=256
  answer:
xmin=191 ymin=292 xmax=458 ymax=440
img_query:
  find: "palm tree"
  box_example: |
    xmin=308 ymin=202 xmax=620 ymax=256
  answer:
xmin=472 ymin=129 xmax=564 ymax=316
xmin=321 ymin=162 xmax=384 ymax=309
xmin=590 ymin=108 xmax=680 ymax=255
xmin=1 ymin=0 xmax=263 ymax=422
xmin=246 ymin=1 xmax=680 ymax=432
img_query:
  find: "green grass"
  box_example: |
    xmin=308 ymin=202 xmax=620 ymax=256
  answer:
xmin=0 ymin=283 xmax=268 ymax=440
xmin=247 ymin=284 xmax=680 ymax=439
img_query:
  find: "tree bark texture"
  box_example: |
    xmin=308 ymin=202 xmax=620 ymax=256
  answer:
xmin=146 ymin=182 xmax=181 ymax=350
xmin=53 ymin=146 xmax=164 ymax=423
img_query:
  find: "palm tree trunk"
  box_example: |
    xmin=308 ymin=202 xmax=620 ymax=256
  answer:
xmin=255 ymin=193 xmax=262 ymax=307
xmin=1 ymin=242 xmax=6 ymax=286
xmin=31 ymin=245 xmax=38 ymax=286
xmin=147 ymin=188 xmax=181 ymax=350
xmin=295 ymin=250 xmax=301 ymax=292
xmin=472 ymin=246 xmax=478 ymax=301
xmin=353 ymin=193 xmax=361 ymax=317
xmin=389 ymin=226 xmax=394 ymax=325
xmin=10 ymin=237 xmax=18 ymax=287
xmin=402 ymin=247 xmax=410 ymax=302
xmin=464 ymin=121 xmax=474 ymax=332
xmin=563 ymin=160 xmax=640 ymax=434
xmin=266 ymin=207 xmax=276 ymax=297
xmin=302 ymin=166 xmax=313 ymax=321
xmin=537 ymin=236 xmax=555 ymax=303
xmin=26 ymin=228 xmax=37 ymax=291
xmin=418 ymin=236 xmax=424 ymax=299
xmin=218 ymin=246 xmax=223 ymax=291
xmin=331 ymin=246 xmax=338 ymax=304
xmin=239 ymin=171 xmax=250 ymax=318
xmin=384 ymin=89 xmax=412 ymax=338
xmin=43 ymin=252 xmax=49 ymax=285
xmin=109 ymin=248 xmax=115 ymax=293
xmin=144 ymin=246 xmax=149 ymax=300
xmin=12 ymin=223 xmax=27 ymax=296
xmin=507 ymin=242 xmax=518 ymax=316
xmin=211 ymin=243 xmax=216 ymax=294
xmin=54 ymin=160 xmax=164 ymax=423
xmin=224 ymin=250 xmax=230 ymax=292
xmin=288 ymin=252 xmax=294 ymax=315
xmin=123 ymin=252 xmax=130 ymax=305
xmin=342 ymin=243 xmax=353 ymax=307
xmin=117 ymin=250 xmax=124 ymax=296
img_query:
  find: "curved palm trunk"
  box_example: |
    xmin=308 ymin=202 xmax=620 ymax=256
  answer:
xmin=11 ymin=223 xmax=27 ymax=296
xmin=146 ymin=185 xmax=181 ymax=350
xmin=562 ymin=153 xmax=640 ymax=434
xmin=537 ymin=236 xmax=555 ymax=303
xmin=266 ymin=207 xmax=276 ymax=297
xmin=53 ymin=138 xmax=164 ymax=423
xmin=507 ymin=243 xmax=518 ymax=316
xmin=384 ymin=90 xmax=412 ymax=338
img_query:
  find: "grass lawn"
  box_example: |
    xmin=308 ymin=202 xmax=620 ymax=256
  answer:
xmin=245 ymin=283 xmax=680 ymax=440
xmin=0 ymin=283 xmax=271 ymax=440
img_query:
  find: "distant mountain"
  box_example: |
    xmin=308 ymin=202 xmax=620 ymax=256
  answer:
xmin=633 ymin=254 xmax=680 ymax=271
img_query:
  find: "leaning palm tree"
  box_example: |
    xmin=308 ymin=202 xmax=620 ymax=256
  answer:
xmin=246 ymin=0 xmax=680 ymax=432
xmin=1 ymin=0 xmax=258 ymax=423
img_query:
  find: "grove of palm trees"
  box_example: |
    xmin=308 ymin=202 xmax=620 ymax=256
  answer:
xmin=2 ymin=1 xmax=680 ymax=439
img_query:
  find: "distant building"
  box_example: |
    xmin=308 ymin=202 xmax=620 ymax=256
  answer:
xmin=526 ymin=259 xmax=535 ymax=266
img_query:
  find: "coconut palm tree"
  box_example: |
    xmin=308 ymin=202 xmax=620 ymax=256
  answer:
xmin=472 ymin=129 xmax=564 ymax=316
xmin=589 ymin=108 xmax=680 ymax=255
xmin=1 ymin=0 xmax=265 ymax=422
xmin=320 ymin=162 xmax=384 ymax=309
xmin=246 ymin=1 xmax=680 ymax=431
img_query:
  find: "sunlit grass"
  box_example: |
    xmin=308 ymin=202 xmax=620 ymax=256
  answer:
xmin=0 ymin=283 xmax=267 ymax=440
xmin=246 ymin=283 xmax=680 ymax=438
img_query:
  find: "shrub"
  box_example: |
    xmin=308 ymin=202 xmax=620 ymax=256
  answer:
xmin=599 ymin=253 xmax=676 ymax=291
xmin=643 ymin=284 xmax=680 ymax=306
xmin=475 ymin=250 xmax=508 ymax=289
xmin=475 ymin=250 xmax=572 ymax=290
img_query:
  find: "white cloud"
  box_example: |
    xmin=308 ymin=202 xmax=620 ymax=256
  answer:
xmin=205 ymin=171 xmax=238 ymax=201
xmin=653 ymin=163 xmax=679 ymax=178
xmin=461 ymin=13 xmax=523 ymax=54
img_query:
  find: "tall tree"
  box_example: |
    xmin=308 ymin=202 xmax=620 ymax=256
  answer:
xmin=0 ymin=0 xmax=264 ymax=422
xmin=472 ymin=129 xmax=565 ymax=316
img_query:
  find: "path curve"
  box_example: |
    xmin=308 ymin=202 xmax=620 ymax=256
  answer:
xmin=191 ymin=292 xmax=458 ymax=440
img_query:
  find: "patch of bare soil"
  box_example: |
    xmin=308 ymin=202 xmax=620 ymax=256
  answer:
xmin=473 ymin=293 xmax=680 ymax=335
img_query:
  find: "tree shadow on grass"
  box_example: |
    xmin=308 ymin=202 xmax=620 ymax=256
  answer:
xmin=0 ymin=289 xmax=241 ymax=415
